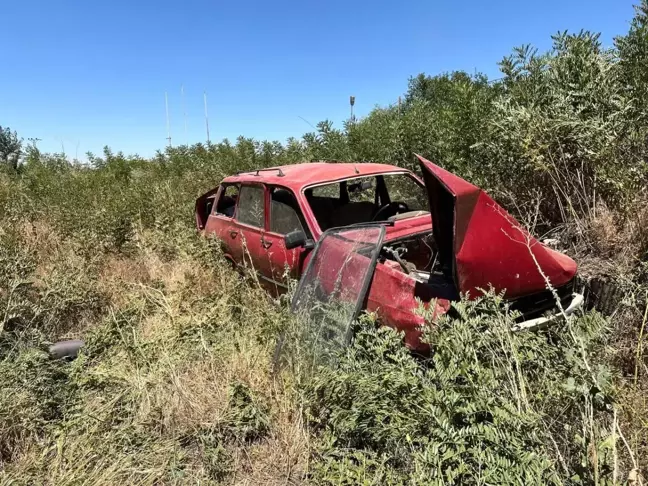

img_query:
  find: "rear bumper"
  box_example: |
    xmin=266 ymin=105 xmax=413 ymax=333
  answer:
xmin=511 ymin=293 xmax=584 ymax=332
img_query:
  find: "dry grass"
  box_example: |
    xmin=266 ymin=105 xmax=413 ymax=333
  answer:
xmin=579 ymin=198 xmax=648 ymax=279
xmin=0 ymin=224 xmax=309 ymax=485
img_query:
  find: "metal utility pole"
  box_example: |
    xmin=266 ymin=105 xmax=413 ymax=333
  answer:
xmin=349 ymin=95 xmax=355 ymax=122
xmin=204 ymin=91 xmax=211 ymax=143
xmin=165 ymin=92 xmax=172 ymax=147
xmin=181 ymin=84 xmax=187 ymax=143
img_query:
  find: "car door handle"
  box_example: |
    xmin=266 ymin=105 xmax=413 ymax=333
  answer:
xmin=229 ymin=230 xmax=238 ymax=238
xmin=261 ymin=237 xmax=272 ymax=249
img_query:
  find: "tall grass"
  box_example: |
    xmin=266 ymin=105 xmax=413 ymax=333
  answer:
xmin=0 ymin=219 xmax=309 ymax=484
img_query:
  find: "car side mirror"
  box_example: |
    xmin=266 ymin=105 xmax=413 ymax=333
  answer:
xmin=284 ymin=229 xmax=314 ymax=250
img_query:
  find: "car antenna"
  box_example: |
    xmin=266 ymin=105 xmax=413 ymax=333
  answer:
xmin=353 ymin=164 xmax=359 ymax=174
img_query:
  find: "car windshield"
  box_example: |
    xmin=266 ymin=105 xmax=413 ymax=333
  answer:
xmin=304 ymin=172 xmax=428 ymax=231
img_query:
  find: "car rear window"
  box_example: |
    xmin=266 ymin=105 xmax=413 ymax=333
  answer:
xmin=382 ymin=174 xmax=427 ymax=211
xmin=237 ymin=185 xmax=265 ymax=227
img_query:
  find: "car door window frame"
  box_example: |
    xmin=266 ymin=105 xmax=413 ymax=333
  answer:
xmin=235 ymin=183 xmax=267 ymax=229
xmin=212 ymin=183 xmax=240 ymax=219
xmin=267 ymin=185 xmax=311 ymax=238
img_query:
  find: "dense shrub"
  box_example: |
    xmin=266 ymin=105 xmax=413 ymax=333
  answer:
xmin=305 ymin=297 xmax=616 ymax=485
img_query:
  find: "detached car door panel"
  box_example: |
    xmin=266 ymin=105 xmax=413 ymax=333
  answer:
xmin=291 ymin=224 xmax=386 ymax=353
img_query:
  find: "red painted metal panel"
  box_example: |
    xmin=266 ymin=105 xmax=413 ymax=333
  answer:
xmin=416 ymin=154 xmax=577 ymax=298
xmin=259 ymin=230 xmax=306 ymax=282
xmin=365 ymin=262 xmax=451 ymax=353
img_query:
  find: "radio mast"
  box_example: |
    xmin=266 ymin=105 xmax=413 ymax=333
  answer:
xmin=165 ymin=92 xmax=172 ymax=147
xmin=181 ymin=84 xmax=187 ymax=143
xmin=204 ymin=91 xmax=211 ymax=143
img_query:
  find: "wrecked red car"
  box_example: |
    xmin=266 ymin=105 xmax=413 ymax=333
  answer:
xmin=196 ymin=155 xmax=583 ymax=352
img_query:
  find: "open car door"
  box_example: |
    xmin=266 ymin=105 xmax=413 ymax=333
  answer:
xmin=291 ymin=224 xmax=386 ymax=363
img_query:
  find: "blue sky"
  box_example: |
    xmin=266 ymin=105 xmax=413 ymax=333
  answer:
xmin=0 ymin=0 xmax=637 ymax=158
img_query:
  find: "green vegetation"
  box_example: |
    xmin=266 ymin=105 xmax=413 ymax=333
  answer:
xmin=2 ymin=3 xmax=648 ymax=484
xmin=307 ymin=305 xmax=614 ymax=485
xmin=0 ymin=126 xmax=22 ymax=171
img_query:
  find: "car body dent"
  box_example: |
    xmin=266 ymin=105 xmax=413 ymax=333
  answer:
xmin=364 ymin=261 xmax=452 ymax=351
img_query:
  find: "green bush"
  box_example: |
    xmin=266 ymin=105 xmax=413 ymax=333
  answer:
xmin=306 ymin=296 xmax=616 ymax=485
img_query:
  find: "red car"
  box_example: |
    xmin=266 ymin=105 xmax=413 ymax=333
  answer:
xmin=196 ymin=155 xmax=583 ymax=353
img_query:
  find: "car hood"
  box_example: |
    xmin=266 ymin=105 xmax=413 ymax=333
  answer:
xmin=416 ymin=154 xmax=577 ymax=298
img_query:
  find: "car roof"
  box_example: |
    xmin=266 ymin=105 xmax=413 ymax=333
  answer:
xmin=221 ymin=161 xmax=409 ymax=192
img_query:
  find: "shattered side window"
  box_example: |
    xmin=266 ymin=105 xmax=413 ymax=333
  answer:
xmin=215 ymin=185 xmax=239 ymax=217
xmin=271 ymin=200 xmax=304 ymax=235
xmin=291 ymin=225 xmax=385 ymax=364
